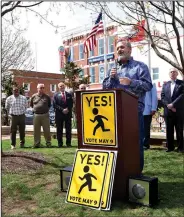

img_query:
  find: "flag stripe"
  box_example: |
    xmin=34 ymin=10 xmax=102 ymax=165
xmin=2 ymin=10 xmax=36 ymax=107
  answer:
xmin=84 ymin=13 xmax=104 ymax=53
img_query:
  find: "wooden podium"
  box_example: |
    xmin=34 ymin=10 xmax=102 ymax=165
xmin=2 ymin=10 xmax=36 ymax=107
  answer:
xmin=75 ymin=89 xmax=141 ymax=200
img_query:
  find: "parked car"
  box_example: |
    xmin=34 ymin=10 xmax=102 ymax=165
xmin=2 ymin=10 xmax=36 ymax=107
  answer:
xmin=49 ymin=107 xmax=55 ymax=126
xmin=25 ymin=107 xmax=55 ymax=126
xmin=25 ymin=108 xmax=34 ymax=125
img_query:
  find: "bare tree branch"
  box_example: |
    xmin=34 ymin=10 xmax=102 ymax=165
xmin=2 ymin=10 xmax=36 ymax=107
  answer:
xmin=16 ymin=1 xmax=43 ymax=8
xmin=1 ymin=25 xmax=35 ymax=79
xmin=1 ymin=1 xmax=13 ymax=9
xmin=171 ymin=2 xmax=184 ymax=71
xmin=1 ymin=1 xmax=21 ymax=17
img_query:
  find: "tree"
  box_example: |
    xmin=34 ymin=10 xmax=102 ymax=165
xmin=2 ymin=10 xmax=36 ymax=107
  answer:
xmin=1 ymin=1 xmax=43 ymax=17
xmin=1 ymin=1 xmax=67 ymax=32
xmin=74 ymin=1 xmax=184 ymax=77
xmin=63 ymin=61 xmax=90 ymax=91
xmin=1 ymin=25 xmax=35 ymax=88
xmin=1 ymin=75 xmax=25 ymax=126
xmin=1 ymin=25 xmax=34 ymax=74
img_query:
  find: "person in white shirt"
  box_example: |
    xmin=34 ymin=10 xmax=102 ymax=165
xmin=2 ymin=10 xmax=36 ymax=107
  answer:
xmin=5 ymin=85 xmax=28 ymax=149
xmin=161 ymin=68 xmax=184 ymax=152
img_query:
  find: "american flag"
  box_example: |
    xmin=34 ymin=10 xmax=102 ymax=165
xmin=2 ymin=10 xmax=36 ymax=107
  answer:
xmin=84 ymin=12 xmax=104 ymax=53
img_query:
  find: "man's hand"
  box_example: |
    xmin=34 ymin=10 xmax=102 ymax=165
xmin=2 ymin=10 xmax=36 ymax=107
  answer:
xmin=151 ymin=111 xmax=156 ymax=116
xmin=167 ymin=103 xmax=173 ymax=109
xmin=171 ymin=108 xmax=176 ymax=112
xmin=63 ymin=108 xmax=69 ymax=114
xmin=110 ymin=68 xmax=117 ymax=78
xmin=119 ymin=77 xmax=131 ymax=85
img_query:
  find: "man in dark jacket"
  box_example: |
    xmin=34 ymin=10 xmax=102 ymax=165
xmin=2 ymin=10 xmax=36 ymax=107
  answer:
xmin=161 ymin=68 xmax=184 ymax=152
xmin=53 ymin=82 xmax=73 ymax=147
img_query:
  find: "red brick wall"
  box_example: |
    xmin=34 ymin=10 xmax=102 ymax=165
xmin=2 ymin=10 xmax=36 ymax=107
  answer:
xmin=11 ymin=70 xmax=65 ymax=100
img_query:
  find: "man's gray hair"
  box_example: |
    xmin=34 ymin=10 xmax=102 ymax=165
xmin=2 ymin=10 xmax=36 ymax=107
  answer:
xmin=169 ymin=67 xmax=178 ymax=73
xmin=37 ymin=83 xmax=44 ymax=88
xmin=117 ymin=37 xmax=132 ymax=48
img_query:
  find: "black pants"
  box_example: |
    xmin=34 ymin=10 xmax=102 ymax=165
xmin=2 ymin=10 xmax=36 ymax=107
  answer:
xmin=165 ymin=114 xmax=183 ymax=151
xmin=56 ymin=117 xmax=72 ymax=146
xmin=10 ymin=114 xmax=25 ymax=146
xmin=143 ymin=115 xmax=152 ymax=148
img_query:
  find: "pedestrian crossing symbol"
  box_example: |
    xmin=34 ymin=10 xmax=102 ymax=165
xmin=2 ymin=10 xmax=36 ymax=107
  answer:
xmin=66 ymin=149 xmax=115 ymax=209
xmin=81 ymin=91 xmax=117 ymax=147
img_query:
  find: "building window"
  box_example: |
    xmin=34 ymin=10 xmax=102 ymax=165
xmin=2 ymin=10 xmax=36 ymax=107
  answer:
xmin=89 ymin=49 xmax=94 ymax=57
xmin=79 ymin=69 xmax=84 ymax=78
xmin=68 ymin=46 xmax=74 ymax=62
xmin=50 ymin=84 xmax=56 ymax=92
xmin=108 ymin=36 xmax=114 ymax=53
xmin=108 ymin=62 xmax=115 ymax=71
xmin=89 ymin=67 xmax=95 ymax=83
xmin=98 ymin=38 xmax=104 ymax=55
xmin=23 ymin=83 xmax=30 ymax=91
xmin=152 ymin=68 xmax=159 ymax=80
xmin=79 ymin=44 xmax=84 ymax=60
xmin=99 ymin=65 xmax=105 ymax=84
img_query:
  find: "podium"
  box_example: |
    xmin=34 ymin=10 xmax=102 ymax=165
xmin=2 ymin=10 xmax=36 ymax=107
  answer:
xmin=75 ymin=89 xmax=141 ymax=200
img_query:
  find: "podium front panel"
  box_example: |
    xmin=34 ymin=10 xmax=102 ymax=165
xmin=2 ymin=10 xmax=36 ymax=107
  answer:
xmin=81 ymin=90 xmax=118 ymax=148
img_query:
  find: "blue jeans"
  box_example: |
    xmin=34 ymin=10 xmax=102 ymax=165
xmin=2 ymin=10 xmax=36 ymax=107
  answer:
xmin=138 ymin=111 xmax=144 ymax=172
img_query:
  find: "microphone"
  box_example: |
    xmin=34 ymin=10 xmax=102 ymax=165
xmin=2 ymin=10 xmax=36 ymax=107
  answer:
xmin=117 ymin=56 xmax=122 ymax=65
xmin=115 ymin=56 xmax=122 ymax=70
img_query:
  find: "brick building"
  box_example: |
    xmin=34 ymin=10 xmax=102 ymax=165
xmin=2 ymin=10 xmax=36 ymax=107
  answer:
xmin=9 ymin=69 xmax=64 ymax=100
xmin=62 ymin=22 xmax=118 ymax=89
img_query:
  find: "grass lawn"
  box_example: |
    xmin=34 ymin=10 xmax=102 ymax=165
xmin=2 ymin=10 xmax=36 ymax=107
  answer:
xmin=1 ymin=136 xmax=184 ymax=216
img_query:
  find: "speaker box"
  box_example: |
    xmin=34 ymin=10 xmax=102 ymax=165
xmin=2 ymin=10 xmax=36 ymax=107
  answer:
xmin=128 ymin=175 xmax=158 ymax=206
xmin=60 ymin=166 xmax=73 ymax=192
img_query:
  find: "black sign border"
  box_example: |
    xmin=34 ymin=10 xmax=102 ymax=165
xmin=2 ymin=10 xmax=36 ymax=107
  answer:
xmin=66 ymin=149 xmax=110 ymax=209
xmin=81 ymin=91 xmax=118 ymax=147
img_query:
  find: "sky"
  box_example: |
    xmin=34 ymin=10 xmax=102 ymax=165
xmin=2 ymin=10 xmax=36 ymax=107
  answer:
xmin=17 ymin=2 xmax=95 ymax=73
xmin=2 ymin=2 xmax=123 ymax=74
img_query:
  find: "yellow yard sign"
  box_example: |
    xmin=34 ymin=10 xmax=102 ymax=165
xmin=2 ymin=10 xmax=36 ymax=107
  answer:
xmin=66 ymin=150 xmax=109 ymax=209
xmin=101 ymin=151 xmax=117 ymax=210
xmin=82 ymin=91 xmax=117 ymax=147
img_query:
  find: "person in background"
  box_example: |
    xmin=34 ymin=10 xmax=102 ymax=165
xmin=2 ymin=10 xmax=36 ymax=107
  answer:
xmin=143 ymin=83 xmax=158 ymax=150
xmin=5 ymin=85 xmax=28 ymax=149
xmin=53 ymin=82 xmax=73 ymax=147
xmin=79 ymin=84 xmax=87 ymax=90
xmin=103 ymin=38 xmax=152 ymax=172
xmin=30 ymin=83 xmax=51 ymax=148
xmin=161 ymin=68 xmax=184 ymax=152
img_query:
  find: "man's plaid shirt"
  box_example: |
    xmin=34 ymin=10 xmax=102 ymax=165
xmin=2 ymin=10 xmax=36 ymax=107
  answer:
xmin=5 ymin=94 xmax=28 ymax=115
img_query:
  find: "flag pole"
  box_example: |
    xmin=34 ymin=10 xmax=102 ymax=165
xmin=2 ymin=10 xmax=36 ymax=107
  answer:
xmin=103 ymin=11 xmax=108 ymax=77
xmin=71 ymin=34 xmax=73 ymax=62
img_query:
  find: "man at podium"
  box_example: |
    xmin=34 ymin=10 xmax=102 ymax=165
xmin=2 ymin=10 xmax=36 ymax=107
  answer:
xmin=103 ymin=38 xmax=152 ymax=172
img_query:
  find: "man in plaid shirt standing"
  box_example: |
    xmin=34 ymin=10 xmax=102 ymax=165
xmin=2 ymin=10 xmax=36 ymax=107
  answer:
xmin=5 ymin=85 xmax=28 ymax=149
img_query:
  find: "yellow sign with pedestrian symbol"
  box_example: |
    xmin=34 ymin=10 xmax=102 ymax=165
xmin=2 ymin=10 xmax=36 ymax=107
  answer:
xmin=66 ymin=150 xmax=109 ymax=209
xmin=82 ymin=91 xmax=117 ymax=147
xmin=101 ymin=151 xmax=117 ymax=210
